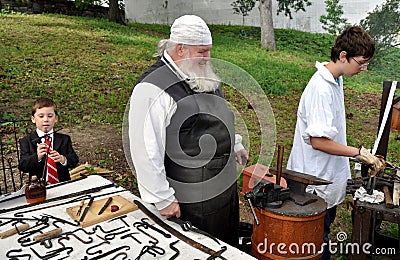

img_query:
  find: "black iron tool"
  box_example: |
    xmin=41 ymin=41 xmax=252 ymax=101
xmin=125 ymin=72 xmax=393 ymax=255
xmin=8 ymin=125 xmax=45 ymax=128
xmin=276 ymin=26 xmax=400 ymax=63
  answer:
xmin=134 ymin=200 xmax=227 ymax=260
xmin=2 ymin=184 xmax=115 ymax=215
xmin=168 ymin=217 xmax=220 ymax=245
xmin=97 ymin=197 xmax=112 ymax=215
xmin=79 ymin=197 xmax=94 ymax=222
xmin=76 ymin=199 xmax=86 ymax=216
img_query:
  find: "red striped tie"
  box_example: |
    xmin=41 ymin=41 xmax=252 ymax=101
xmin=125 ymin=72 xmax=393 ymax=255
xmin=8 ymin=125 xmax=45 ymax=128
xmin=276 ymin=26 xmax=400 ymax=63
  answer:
xmin=45 ymin=134 xmax=59 ymax=184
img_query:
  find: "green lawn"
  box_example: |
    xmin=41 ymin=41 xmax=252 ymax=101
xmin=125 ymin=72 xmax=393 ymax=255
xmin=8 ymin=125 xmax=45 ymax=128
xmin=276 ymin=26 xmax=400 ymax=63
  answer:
xmin=1 ymin=13 xmax=399 ymax=257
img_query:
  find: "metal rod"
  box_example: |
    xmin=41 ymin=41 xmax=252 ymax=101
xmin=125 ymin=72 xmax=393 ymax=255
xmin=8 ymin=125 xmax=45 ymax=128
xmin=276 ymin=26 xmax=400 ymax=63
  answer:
xmin=0 ymin=175 xmax=88 ymax=204
xmin=13 ymin=188 xmax=125 ymax=217
xmin=1 ymin=183 xmax=115 ymax=215
xmin=276 ymin=144 xmax=284 ymax=185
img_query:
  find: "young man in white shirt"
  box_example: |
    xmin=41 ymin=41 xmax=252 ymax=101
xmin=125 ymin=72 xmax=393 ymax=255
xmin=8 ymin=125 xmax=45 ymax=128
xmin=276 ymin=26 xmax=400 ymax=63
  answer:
xmin=287 ymin=26 xmax=384 ymax=259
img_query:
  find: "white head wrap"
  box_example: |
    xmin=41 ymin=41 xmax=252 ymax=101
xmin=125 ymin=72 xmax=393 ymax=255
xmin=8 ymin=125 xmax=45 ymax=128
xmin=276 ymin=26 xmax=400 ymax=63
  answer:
xmin=170 ymin=15 xmax=212 ymax=46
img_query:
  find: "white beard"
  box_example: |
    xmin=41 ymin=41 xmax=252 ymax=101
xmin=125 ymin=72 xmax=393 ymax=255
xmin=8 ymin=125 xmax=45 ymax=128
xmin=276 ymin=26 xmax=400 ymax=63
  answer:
xmin=178 ymin=58 xmax=220 ymax=93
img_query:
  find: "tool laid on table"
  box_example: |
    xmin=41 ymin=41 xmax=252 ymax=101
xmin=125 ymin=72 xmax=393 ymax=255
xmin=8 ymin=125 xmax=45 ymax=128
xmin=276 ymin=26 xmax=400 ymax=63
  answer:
xmin=0 ymin=223 xmax=30 ymax=239
xmin=76 ymin=199 xmax=85 ymax=216
xmin=133 ymin=200 xmax=227 ymax=260
xmin=79 ymin=197 xmax=94 ymax=222
xmin=33 ymin=227 xmax=62 ymax=242
xmin=97 ymin=197 xmax=112 ymax=215
xmin=168 ymin=217 xmax=220 ymax=245
xmin=78 ymin=198 xmax=94 ymax=223
xmin=1 ymin=183 xmax=115 ymax=215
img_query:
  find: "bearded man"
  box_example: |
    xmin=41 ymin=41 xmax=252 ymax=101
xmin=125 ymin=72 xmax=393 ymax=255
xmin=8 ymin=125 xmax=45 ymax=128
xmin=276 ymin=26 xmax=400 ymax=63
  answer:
xmin=128 ymin=15 xmax=248 ymax=246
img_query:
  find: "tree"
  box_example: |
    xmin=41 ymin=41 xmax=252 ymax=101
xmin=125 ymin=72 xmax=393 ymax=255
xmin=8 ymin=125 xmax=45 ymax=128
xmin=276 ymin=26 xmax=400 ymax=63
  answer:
xmin=75 ymin=0 xmax=125 ymax=25
xmin=232 ymin=0 xmax=256 ymax=27
xmin=360 ymin=0 xmax=400 ymax=49
xmin=319 ymin=0 xmax=349 ymax=35
xmin=108 ymin=0 xmax=125 ymax=24
xmin=359 ymin=0 xmax=400 ymax=67
xmin=234 ymin=0 xmax=312 ymax=50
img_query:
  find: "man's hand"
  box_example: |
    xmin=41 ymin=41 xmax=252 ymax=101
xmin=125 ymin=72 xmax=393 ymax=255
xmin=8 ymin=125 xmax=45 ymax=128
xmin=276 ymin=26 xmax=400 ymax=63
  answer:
xmin=159 ymin=200 xmax=181 ymax=218
xmin=355 ymin=146 xmax=386 ymax=177
xmin=236 ymin=149 xmax=249 ymax=166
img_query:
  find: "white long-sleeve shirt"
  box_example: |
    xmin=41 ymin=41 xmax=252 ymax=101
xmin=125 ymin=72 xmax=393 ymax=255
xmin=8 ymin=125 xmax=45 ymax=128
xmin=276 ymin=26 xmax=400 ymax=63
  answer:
xmin=128 ymin=52 xmax=244 ymax=210
xmin=287 ymin=61 xmax=351 ymax=209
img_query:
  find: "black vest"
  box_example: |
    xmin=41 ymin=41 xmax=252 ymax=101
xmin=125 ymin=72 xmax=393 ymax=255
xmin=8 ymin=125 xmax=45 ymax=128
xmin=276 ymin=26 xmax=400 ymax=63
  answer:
xmin=136 ymin=58 xmax=239 ymax=245
xmin=137 ymin=58 xmax=237 ymax=205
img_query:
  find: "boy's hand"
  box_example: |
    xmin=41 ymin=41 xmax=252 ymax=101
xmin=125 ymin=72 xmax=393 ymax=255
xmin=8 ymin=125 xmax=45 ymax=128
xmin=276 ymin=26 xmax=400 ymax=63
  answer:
xmin=36 ymin=143 xmax=48 ymax=161
xmin=354 ymin=146 xmax=386 ymax=177
xmin=49 ymin=150 xmax=66 ymax=164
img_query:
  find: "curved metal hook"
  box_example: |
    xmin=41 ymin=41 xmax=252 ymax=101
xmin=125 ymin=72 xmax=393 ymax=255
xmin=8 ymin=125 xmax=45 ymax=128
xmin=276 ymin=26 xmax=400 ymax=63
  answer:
xmin=85 ymin=240 xmax=110 ymax=255
xmin=6 ymin=248 xmax=32 ymax=259
xmin=58 ymin=236 xmax=70 ymax=248
xmin=40 ymin=239 xmax=53 ymax=249
xmin=120 ymin=232 xmax=142 ymax=244
xmin=67 ymin=232 xmax=93 ymax=244
xmin=169 ymin=240 xmax=180 ymax=260
xmin=113 ymin=252 xmax=128 ymax=260
xmin=133 ymin=224 xmax=159 ymax=244
xmin=104 ymin=228 xmax=130 ymax=240
xmin=48 ymin=246 xmax=74 ymax=255
xmin=71 ymin=227 xmax=95 ymax=236
xmin=92 ymin=225 xmax=124 ymax=234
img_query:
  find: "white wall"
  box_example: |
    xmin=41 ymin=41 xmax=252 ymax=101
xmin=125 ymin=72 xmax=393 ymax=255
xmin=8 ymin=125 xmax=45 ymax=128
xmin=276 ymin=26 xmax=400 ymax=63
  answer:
xmin=125 ymin=0 xmax=386 ymax=33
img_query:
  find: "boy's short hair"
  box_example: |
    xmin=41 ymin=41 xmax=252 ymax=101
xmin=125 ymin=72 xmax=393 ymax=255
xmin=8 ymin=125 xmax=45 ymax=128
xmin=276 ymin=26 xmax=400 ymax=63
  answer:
xmin=331 ymin=26 xmax=375 ymax=62
xmin=31 ymin=98 xmax=58 ymax=116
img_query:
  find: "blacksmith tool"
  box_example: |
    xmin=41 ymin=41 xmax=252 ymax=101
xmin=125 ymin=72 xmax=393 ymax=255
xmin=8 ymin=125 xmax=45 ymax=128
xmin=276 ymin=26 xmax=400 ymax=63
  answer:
xmin=169 ymin=240 xmax=180 ymax=260
xmin=136 ymin=241 xmax=165 ymax=259
xmin=87 ymin=245 xmax=130 ymax=260
xmin=276 ymin=144 xmax=284 ymax=185
xmin=79 ymin=197 xmax=94 ymax=222
xmin=41 ymin=214 xmax=80 ymax=227
xmin=134 ymin=200 xmax=227 ymax=260
xmin=97 ymin=197 xmax=112 ymax=215
xmin=2 ymin=183 xmax=115 ymax=215
xmin=108 ymin=215 xmax=130 ymax=227
xmin=33 ymin=227 xmax=62 ymax=242
xmin=121 ymin=232 xmax=142 ymax=244
xmin=140 ymin=218 xmax=171 ymax=238
xmin=0 ymin=223 xmax=30 ymax=239
xmin=6 ymin=248 xmax=32 ymax=259
xmin=0 ymin=176 xmax=87 ymax=204
xmin=14 ymin=195 xmax=88 ymax=218
xmin=77 ymin=199 xmax=86 ymax=216
xmin=168 ymin=217 xmax=220 ymax=245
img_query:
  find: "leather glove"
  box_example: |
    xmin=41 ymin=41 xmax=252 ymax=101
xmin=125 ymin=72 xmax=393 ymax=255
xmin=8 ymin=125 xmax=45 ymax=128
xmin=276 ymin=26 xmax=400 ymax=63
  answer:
xmin=354 ymin=146 xmax=386 ymax=177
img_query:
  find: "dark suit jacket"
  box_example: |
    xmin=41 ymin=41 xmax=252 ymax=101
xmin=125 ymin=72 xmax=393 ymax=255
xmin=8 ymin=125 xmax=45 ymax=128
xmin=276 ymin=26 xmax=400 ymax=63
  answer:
xmin=18 ymin=132 xmax=79 ymax=182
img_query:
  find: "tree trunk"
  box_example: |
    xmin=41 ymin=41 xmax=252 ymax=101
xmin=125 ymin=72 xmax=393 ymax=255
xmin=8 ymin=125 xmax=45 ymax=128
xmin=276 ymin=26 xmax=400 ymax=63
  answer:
xmin=109 ymin=0 xmax=125 ymax=25
xmin=259 ymin=0 xmax=276 ymax=50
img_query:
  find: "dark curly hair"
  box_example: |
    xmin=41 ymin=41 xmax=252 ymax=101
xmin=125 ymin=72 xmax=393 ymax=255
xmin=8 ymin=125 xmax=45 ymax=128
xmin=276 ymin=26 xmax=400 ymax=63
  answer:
xmin=331 ymin=26 xmax=375 ymax=62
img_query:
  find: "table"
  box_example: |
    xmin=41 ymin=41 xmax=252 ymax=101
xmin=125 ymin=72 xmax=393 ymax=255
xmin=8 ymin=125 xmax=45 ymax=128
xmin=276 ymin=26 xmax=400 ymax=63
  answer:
xmin=0 ymin=175 xmax=255 ymax=259
xmin=351 ymin=200 xmax=400 ymax=260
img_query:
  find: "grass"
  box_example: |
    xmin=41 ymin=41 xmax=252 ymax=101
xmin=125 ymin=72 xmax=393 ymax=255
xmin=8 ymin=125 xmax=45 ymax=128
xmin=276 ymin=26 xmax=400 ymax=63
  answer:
xmin=0 ymin=13 xmax=399 ymax=257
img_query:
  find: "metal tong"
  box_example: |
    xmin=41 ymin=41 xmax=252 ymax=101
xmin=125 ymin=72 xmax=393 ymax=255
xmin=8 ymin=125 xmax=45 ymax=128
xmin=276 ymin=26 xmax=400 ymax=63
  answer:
xmin=168 ymin=217 xmax=220 ymax=245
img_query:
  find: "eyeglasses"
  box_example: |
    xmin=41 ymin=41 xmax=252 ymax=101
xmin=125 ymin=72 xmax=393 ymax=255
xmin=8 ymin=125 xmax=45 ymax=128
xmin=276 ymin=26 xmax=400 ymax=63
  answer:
xmin=351 ymin=57 xmax=369 ymax=68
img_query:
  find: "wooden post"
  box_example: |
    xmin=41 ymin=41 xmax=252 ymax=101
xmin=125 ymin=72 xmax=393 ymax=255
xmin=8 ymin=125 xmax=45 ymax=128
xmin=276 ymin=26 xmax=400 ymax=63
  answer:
xmin=375 ymin=81 xmax=400 ymax=158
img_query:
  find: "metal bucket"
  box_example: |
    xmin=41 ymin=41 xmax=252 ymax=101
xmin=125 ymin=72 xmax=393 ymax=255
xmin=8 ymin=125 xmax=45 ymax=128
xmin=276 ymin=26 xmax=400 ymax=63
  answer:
xmin=251 ymin=195 xmax=326 ymax=259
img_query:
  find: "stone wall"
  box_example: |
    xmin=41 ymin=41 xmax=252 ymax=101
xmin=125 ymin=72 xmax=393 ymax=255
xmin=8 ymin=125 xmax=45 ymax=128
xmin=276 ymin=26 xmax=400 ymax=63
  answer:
xmin=125 ymin=0 xmax=386 ymax=33
xmin=0 ymin=0 xmax=117 ymax=19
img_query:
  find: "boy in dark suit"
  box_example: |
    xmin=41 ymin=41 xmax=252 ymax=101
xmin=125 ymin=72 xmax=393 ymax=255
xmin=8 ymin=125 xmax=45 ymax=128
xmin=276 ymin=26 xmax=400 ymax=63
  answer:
xmin=18 ymin=98 xmax=79 ymax=183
